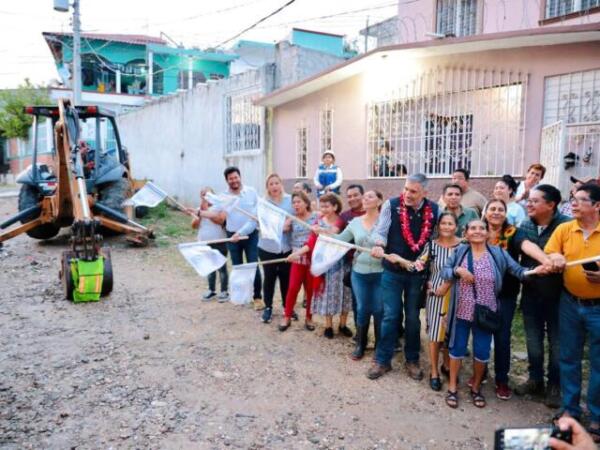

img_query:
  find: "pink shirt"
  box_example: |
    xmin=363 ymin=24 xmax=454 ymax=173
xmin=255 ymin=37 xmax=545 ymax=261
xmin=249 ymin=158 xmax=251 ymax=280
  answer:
xmin=456 ymin=252 xmax=497 ymax=322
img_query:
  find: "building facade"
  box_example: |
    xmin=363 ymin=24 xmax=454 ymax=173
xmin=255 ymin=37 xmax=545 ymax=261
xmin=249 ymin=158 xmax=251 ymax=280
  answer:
xmin=259 ymin=2 xmax=600 ymax=199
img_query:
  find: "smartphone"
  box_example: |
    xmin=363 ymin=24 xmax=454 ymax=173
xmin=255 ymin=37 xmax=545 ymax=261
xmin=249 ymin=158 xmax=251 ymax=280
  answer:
xmin=582 ymin=261 xmax=600 ymax=272
xmin=494 ymin=426 xmax=572 ymax=450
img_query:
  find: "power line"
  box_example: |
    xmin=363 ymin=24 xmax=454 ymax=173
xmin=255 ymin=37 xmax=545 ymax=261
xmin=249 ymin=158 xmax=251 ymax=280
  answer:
xmin=150 ymin=0 xmax=267 ymax=26
xmin=215 ymin=0 xmax=298 ymax=48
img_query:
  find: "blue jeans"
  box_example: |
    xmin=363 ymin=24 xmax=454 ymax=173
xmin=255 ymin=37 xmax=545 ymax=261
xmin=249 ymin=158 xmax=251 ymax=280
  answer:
xmin=351 ymin=271 xmax=383 ymax=334
xmin=449 ymin=319 xmax=493 ymax=362
xmin=226 ymin=230 xmax=262 ymax=299
xmin=559 ymin=290 xmax=600 ymax=422
xmin=521 ymin=291 xmax=560 ymax=385
xmin=493 ymin=295 xmax=517 ymax=384
xmin=374 ymin=270 xmax=424 ymax=366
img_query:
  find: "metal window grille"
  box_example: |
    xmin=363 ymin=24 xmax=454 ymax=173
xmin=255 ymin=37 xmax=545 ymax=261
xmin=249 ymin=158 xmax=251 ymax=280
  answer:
xmin=296 ymin=126 xmax=308 ymax=178
xmin=545 ymin=0 xmax=600 ymax=18
xmin=320 ymin=108 xmax=333 ymax=154
xmin=436 ymin=0 xmax=478 ymax=37
xmin=543 ymin=68 xmax=600 ymax=125
xmin=367 ymin=67 xmax=528 ymax=178
xmin=225 ymin=92 xmax=262 ymax=154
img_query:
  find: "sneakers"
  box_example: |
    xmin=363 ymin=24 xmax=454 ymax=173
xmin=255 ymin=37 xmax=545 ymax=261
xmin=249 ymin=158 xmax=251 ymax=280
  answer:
xmin=202 ymin=291 xmax=217 ymax=301
xmin=367 ymin=363 xmax=391 ymax=380
xmin=217 ymin=292 xmax=229 ymax=302
xmin=514 ymin=379 xmax=545 ymax=397
xmin=544 ymin=384 xmax=561 ymax=409
xmin=262 ymin=307 xmax=272 ymax=323
xmin=291 ymin=311 xmax=299 ymax=321
xmin=324 ymin=327 xmax=334 ymax=339
xmin=405 ymin=362 xmax=424 ymax=381
xmin=253 ymin=298 xmax=266 ymax=311
xmin=495 ymin=382 xmax=513 ymax=400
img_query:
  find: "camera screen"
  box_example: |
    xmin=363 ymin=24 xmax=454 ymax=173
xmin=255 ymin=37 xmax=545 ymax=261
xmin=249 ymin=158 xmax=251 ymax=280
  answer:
xmin=503 ymin=427 xmax=553 ymax=450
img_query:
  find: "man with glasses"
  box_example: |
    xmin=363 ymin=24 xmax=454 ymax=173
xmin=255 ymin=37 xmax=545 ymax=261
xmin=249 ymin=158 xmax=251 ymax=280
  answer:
xmin=545 ymin=183 xmax=600 ymax=442
xmin=513 ymin=185 xmax=569 ymax=407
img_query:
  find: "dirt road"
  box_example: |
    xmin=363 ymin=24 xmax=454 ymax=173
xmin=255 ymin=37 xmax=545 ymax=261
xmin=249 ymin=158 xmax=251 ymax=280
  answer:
xmin=0 ymin=195 xmax=552 ymax=449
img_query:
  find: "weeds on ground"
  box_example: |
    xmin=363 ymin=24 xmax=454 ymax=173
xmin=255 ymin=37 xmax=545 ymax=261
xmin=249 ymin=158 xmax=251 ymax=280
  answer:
xmin=140 ymin=203 xmax=196 ymax=246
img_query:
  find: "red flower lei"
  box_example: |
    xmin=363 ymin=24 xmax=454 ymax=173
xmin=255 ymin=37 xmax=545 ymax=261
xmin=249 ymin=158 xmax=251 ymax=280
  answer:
xmin=399 ymin=196 xmax=434 ymax=252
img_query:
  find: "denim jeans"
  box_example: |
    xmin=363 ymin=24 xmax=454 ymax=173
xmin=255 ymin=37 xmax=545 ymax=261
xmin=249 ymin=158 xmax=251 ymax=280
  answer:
xmin=521 ymin=291 xmax=560 ymax=385
xmin=559 ymin=290 xmax=600 ymax=422
xmin=374 ymin=270 xmax=424 ymax=366
xmin=449 ymin=318 xmax=493 ymax=362
xmin=350 ymin=271 xmax=383 ymax=334
xmin=493 ymin=295 xmax=517 ymax=384
xmin=207 ymin=243 xmax=228 ymax=293
xmin=226 ymin=230 xmax=262 ymax=299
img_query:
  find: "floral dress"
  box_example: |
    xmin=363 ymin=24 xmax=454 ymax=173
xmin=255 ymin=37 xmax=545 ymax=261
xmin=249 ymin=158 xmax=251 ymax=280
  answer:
xmin=310 ymin=217 xmax=352 ymax=316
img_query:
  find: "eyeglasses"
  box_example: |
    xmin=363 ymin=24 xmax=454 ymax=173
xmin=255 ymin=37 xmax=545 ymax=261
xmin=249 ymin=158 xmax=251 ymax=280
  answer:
xmin=570 ymin=197 xmax=594 ymax=205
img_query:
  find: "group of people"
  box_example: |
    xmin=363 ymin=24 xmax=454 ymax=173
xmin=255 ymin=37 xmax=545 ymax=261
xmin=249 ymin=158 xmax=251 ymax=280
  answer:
xmin=189 ymin=150 xmax=600 ymax=442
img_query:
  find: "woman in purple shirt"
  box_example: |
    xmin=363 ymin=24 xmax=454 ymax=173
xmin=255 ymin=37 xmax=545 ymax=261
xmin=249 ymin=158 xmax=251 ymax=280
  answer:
xmin=437 ymin=219 xmax=546 ymax=409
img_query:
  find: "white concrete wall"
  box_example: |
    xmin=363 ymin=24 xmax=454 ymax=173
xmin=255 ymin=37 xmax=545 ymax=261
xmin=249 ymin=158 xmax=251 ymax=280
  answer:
xmin=117 ymin=66 xmax=275 ymax=205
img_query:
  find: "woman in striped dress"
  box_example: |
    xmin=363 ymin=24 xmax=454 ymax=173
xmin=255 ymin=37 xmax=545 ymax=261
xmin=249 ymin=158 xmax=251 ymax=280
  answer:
xmin=416 ymin=212 xmax=461 ymax=392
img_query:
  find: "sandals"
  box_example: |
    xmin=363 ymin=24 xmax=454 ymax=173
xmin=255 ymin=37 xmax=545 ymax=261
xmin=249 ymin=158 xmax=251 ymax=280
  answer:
xmin=470 ymin=390 xmax=486 ymax=408
xmin=445 ymin=390 xmax=458 ymax=409
xmin=587 ymin=424 xmax=600 ymax=444
xmin=304 ymin=320 xmax=316 ymax=331
xmin=430 ymin=376 xmax=442 ymax=392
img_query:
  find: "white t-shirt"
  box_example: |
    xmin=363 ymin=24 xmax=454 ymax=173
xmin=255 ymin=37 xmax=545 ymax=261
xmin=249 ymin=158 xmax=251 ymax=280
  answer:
xmin=197 ymin=206 xmax=226 ymax=242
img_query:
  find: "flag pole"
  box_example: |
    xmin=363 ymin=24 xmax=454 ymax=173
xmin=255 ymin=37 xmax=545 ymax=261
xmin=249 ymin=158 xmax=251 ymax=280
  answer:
xmin=524 ymin=254 xmax=600 ymax=276
xmin=198 ymin=236 xmax=249 ymax=245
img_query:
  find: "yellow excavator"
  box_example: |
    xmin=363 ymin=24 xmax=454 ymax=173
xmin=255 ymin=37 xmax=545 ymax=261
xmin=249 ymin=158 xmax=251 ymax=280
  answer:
xmin=0 ymin=99 xmax=153 ymax=300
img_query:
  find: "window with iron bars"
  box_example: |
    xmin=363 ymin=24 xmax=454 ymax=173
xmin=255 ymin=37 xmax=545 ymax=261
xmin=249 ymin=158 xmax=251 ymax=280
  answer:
xmin=545 ymin=0 xmax=600 ymax=19
xmin=296 ymin=126 xmax=308 ymax=178
xmin=225 ymin=93 xmax=262 ymax=154
xmin=320 ymin=108 xmax=333 ymax=154
xmin=543 ymin=68 xmax=600 ymax=125
xmin=436 ymin=0 xmax=478 ymax=37
xmin=367 ymin=67 xmax=527 ymax=178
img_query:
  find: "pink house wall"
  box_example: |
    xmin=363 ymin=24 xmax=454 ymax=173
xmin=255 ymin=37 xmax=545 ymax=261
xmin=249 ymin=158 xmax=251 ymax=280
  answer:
xmin=396 ymin=0 xmax=600 ymax=44
xmin=272 ymin=41 xmax=600 ymax=189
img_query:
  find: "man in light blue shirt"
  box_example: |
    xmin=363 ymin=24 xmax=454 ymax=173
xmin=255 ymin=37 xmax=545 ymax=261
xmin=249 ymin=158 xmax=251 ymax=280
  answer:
xmin=222 ymin=166 xmax=263 ymax=310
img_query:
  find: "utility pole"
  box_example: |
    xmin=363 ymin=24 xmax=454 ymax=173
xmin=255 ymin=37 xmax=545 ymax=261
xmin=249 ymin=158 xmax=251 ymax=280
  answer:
xmin=72 ymin=0 xmax=82 ymax=105
xmin=364 ymin=16 xmax=369 ymax=53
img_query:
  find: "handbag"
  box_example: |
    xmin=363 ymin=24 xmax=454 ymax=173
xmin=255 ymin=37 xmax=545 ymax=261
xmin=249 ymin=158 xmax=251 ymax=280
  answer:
xmin=467 ymin=249 xmax=501 ymax=334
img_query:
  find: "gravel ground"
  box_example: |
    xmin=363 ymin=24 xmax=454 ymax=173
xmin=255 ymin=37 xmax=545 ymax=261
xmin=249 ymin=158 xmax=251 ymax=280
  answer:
xmin=0 ymin=196 xmax=553 ymax=449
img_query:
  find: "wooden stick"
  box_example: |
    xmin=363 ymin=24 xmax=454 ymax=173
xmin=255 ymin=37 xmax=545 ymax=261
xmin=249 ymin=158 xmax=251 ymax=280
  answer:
xmin=165 ymin=195 xmax=197 ymax=217
xmin=233 ymin=257 xmax=289 ymax=269
xmin=198 ymin=236 xmax=249 ymax=245
xmin=524 ymin=255 xmax=600 ymax=276
xmin=233 ymin=206 xmax=258 ymax=222
xmin=565 ymin=255 xmax=600 ymax=267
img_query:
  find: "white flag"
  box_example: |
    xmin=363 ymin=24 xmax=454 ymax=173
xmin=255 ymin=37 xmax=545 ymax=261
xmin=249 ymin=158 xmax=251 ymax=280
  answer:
xmin=123 ymin=181 xmax=168 ymax=208
xmin=205 ymin=192 xmax=240 ymax=213
xmin=178 ymin=242 xmax=227 ymax=277
xmin=229 ymin=263 xmax=258 ymax=305
xmin=310 ymin=235 xmax=354 ymax=276
xmin=257 ymin=198 xmax=287 ymax=253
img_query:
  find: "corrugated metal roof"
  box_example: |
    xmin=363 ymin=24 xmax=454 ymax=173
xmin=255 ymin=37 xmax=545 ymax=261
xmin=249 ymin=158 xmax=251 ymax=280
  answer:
xmin=43 ymin=31 xmax=167 ymax=46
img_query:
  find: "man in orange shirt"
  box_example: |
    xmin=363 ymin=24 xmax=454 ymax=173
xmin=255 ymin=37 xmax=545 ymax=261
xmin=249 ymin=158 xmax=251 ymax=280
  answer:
xmin=545 ymin=183 xmax=600 ymax=442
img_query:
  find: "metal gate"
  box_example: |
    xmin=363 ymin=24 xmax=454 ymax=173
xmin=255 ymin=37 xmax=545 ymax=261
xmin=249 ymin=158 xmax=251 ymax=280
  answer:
xmin=540 ymin=120 xmax=600 ymax=197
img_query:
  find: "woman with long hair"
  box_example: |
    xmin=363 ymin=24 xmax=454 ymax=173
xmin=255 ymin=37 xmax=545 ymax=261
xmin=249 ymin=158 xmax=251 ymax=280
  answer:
xmin=416 ymin=212 xmax=461 ymax=391
xmin=258 ymin=174 xmax=293 ymax=324
xmin=334 ymin=190 xmax=384 ymax=359
xmin=286 ymin=193 xmax=352 ymax=339
xmin=279 ymin=192 xmax=318 ymax=332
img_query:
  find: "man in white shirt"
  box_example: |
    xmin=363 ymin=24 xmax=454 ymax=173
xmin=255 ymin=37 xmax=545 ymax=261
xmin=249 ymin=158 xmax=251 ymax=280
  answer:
xmin=222 ymin=166 xmax=264 ymax=310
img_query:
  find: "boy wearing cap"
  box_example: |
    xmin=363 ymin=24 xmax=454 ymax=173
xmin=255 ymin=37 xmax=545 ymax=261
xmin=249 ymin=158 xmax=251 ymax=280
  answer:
xmin=314 ymin=151 xmax=343 ymax=197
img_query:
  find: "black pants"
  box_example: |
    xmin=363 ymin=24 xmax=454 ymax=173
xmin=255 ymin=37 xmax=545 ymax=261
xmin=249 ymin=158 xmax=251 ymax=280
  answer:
xmin=258 ymin=248 xmax=291 ymax=309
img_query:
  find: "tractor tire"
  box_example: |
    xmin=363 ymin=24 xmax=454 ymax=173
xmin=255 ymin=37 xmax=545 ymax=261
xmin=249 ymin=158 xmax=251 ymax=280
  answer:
xmin=100 ymin=247 xmax=113 ymax=297
xmin=60 ymin=251 xmax=75 ymax=301
xmin=18 ymin=184 xmax=60 ymax=240
xmin=97 ymin=178 xmax=129 ymax=236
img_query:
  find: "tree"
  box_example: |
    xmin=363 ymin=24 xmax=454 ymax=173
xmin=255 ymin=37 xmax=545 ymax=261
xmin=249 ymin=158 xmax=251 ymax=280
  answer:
xmin=0 ymin=79 xmax=52 ymax=139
